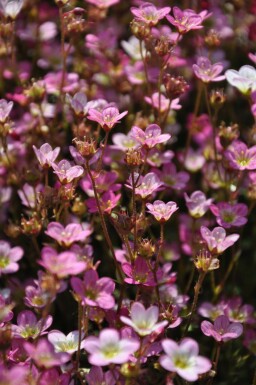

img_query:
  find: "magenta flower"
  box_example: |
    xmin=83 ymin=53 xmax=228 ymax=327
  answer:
xmin=224 ymin=140 xmax=256 ymax=170
xmin=210 ymin=202 xmax=248 ymax=228
xmin=166 ymin=6 xmax=209 ymax=34
xmin=201 ymin=315 xmax=243 ymax=342
xmin=0 ymin=364 xmax=28 ymax=385
xmin=24 ymin=338 xmax=70 ymax=368
xmin=80 ymin=170 xmax=121 ymax=196
xmin=12 ymin=310 xmax=52 ymax=339
xmin=129 ymin=172 xmax=163 ymax=199
xmin=225 ymin=65 xmax=256 ymax=94
xmin=52 ymin=160 xmax=84 ymax=184
xmin=193 ymin=57 xmax=225 ymax=83
xmin=160 ymin=338 xmax=212 ymax=381
xmin=37 ymin=369 xmax=70 ymax=385
xmin=0 ymin=99 xmax=13 ymax=123
xmin=86 ymin=366 xmax=116 ymax=385
xmin=83 ymin=328 xmax=139 ymax=366
xmin=87 ymin=105 xmax=128 ymax=132
xmin=161 ymin=163 xmax=189 ymax=190
xmin=86 ymin=190 xmax=121 ymax=214
xmin=130 ymin=124 xmax=171 ymax=149
xmin=120 ymin=302 xmax=168 ymax=336
xmin=71 ymin=269 xmax=115 ymax=309
xmin=33 ymin=143 xmax=60 ymax=168
xmin=45 ymin=222 xmax=90 ymax=247
xmin=200 ymin=226 xmax=239 ymax=254
xmin=18 ymin=183 xmax=43 ymax=209
xmin=0 ymin=240 xmax=23 ymax=275
xmin=48 ymin=330 xmax=86 ymax=354
xmin=146 ymin=200 xmax=178 ymax=222
xmin=223 ymin=297 xmax=255 ymax=324
xmin=184 ymin=191 xmax=213 ymax=218
xmin=122 ymin=256 xmax=159 ymax=286
xmin=39 ymin=247 xmax=87 ymax=278
xmin=131 ymin=3 xmax=171 ymax=26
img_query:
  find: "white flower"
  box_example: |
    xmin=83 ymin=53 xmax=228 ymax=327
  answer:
xmin=225 ymin=65 xmax=256 ymax=94
xmin=48 ymin=330 xmax=85 ymax=354
xmin=0 ymin=0 xmax=24 ymax=19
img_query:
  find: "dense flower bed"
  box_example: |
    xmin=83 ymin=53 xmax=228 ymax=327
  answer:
xmin=0 ymin=0 xmax=256 ymax=384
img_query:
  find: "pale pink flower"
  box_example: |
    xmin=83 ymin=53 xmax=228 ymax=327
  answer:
xmin=210 ymin=202 xmax=248 ymax=228
xmin=146 ymin=200 xmax=178 ymax=222
xmin=193 ymin=57 xmax=225 ymax=83
xmin=83 ymin=328 xmax=139 ymax=366
xmin=48 ymin=330 xmax=86 ymax=354
xmin=12 ymin=310 xmax=52 ymax=339
xmin=184 ymin=191 xmax=213 ymax=218
xmin=120 ymin=302 xmax=168 ymax=336
xmin=0 ymin=364 xmax=28 ymax=385
xmin=160 ymin=338 xmax=212 ymax=381
xmin=66 ymin=92 xmax=87 ymax=116
xmin=111 ymin=132 xmax=139 ymax=151
xmin=86 ymin=366 xmax=116 ymax=385
xmin=87 ymin=105 xmax=128 ymax=132
xmin=45 ymin=222 xmax=90 ymax=247
xmin=145 ymin=92 xmax=181 ymax=112
xmin=33 ymin=143 xmax=60 ymax=168
xmin=84 ymin=0 xmax=119 ymax=9
xmin=0 ymin=99 xmax=13 ymax=122
xmin=226 ymin=65 xmax=256 ymax=94
xmin=200 ymin=226 xmax=239 ymax=254
xmin=86 ymin=190 xmax=121 ymax=214
xmin=129 ymin=172 xmax=163 ymax=199
xmin=224 ymin=140 xmax=256 ymax=170
xmin=39 ymin=247 xmax=87 ymax=278
xmin=0 ymin=240 xmax=23 ymax=275
xmin=130 ymin=124 xmax=171 ymax=149
xmin=201 ymin=315 xmax=243 ymax=342
xmin=52 ymin=160 xmax=84 ymax=184
xmin=131 ymin=3 xmax=171 ymax=26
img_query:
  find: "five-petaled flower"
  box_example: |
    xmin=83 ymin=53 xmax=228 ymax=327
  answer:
xmin=201 ymin=315 xmax=243 ymax=342
xmin=131 ymin=3 xmax=171 ymax=26
xmin=193 ymin=57 xmax=225 ymax=83
xmin=200 ymin=226 xmax=239 ymax=254
xmin=130 ymin=124 xmax=171 ymax=149
xmin=146 ymin=200 xmax=178 ymax=222
xmin=87 ymin=105 xmax=128 ymax=132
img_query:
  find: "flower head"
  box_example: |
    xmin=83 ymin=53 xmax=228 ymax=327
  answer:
xmin=45 ymin=222 xmax=90 ymax=247
xmin=145 ymin=92 xmax=181 ymax=112
xmin=184 ymin=191 xmax=213 ymax=218
xmin=224 ymin=140 xmax=256 ymax=170
xmin=201 ymin=315 xmax=243 ymax=342
xmin=33 ymin=143 xmax=60 ymax=169
xmin=0 ymin=240 xmax=23 ymax=275
xmin=200 ymin=226 xmax=239 ymax=254
xmin=166 ymin=7 xmax=209 ymax=34
xmin=120 ymin=302 xmax=168 ymax=336
xmin=0 ymin=99 xmax=13 ymax=123
xmin=83 ymin=328 xmax=139 ymax=366
xmin=160 ymin=338 xmax=212 ymax=381
xmin=226 ymin=65 xmax=256 ymax=94
xmin=48 ymin=330 xmax=86 ymax=354
xmin=87 ymin=105 xmax=128 ymax=132
xmin=131 ymin=3 xmax=171 ymax=26
xmin=52 ymin=160 xmax=84 ymax=184
xmin=193 ymin=57 xmax=225 ymax=83
xmin=24 ymin=339 xmax=70 ymax=368
xmin=146 ymin=200 xmax=178 ymax=222
xmin=130 ymin=124 xmax=171 ymax=149
xmin=210 ymin=202 xmax=248 ymax=228
xmin=12 ymin=310 xmax=52 ymax=339
xmin=130 ymin=172 xmax=163 ymax=199
xmin=0 ymin=0 xmax=24 ymax=19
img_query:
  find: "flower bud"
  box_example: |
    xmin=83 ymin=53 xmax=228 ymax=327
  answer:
xmin=219 ymin=121 xmax=239 ymax=148
xmin=73 ymin=136 xmax=97 ymax=159
xmin=210 ymin=89 xmax=226 ymax=107
xmin=21 ymin=215 xmax=42 ymax=236
xmin=125 ymin=149 xmax=143 ymax=167
xmin=194 ymin=250 xmax=219 ymax=272
xmin=163 ymin=74 xmax=189 ymax=99
xmin=138 ymin=238 xmax=155 ymax=258
xmin=130 ymin=19 xmax=151 ymax=40
xmin=205 ymin=29 xmax=221 ymax=48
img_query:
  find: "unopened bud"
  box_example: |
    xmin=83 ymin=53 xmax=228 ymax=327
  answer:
xmin=125 ymin=149 xmax=143 ymax=167
xmin=138 ymin=238 xmax=155 ymax=258
xmin=73 ymin=136 xmax=97 ymax=159
xmin=205 ymin=29 xmax=221 ymax=48
xmin=164 ymin=74 xmax=189 ymax=99
xmin=130 ymin=19 xmax=151 ymax=40
xmin=210 ymin=89 xmax=226 ymax=107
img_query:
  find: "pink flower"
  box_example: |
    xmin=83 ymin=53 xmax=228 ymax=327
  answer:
xmin=18 ymin=183 xmax=43 ymax=208
xmin=86 ymin=366 xmax=116 ymax=385
xmin=0 ymin=364 xmax=28 ymax=385
xmin=201 ymin=315 xmax=243 ymax=342
xmin=130 ymin=124 xmax=171 ymax=149
xmin=87 ymin=105 xmax=128 ymax=132
xmin=145 ymin=92 xmax=181 ymax=112
xmin=12 ymin=310 xmax=52 ymax=339
xmin=112 ymin=132 xmax=140 ymax=151
xmin=200 ymin=226 xmax=239 ymax=255
xmin=160 ymin=163 xmax=189 ymax=190
xmin=83 ymin=328 xmax=139 ymax=366
xmin=84 ymin=0 xmax=119 ymax=9
xmin=224 ymin=140 xmax=256 ymax=170
xmin=48 ymin=330 xmax=86 ymax=354
xmin=210 ymin=202 xmax=248 ymax=228
xmin=24 ymin=338 xmax=70 ymax=368
xmin=129 ymin=172 xmax=163 ymax=199
xmin=160 ymin=338 xmax=212 ymax=381
xmin=45 ymin=222 xmax=90 ymax=247
xmin=80 ymin=170 xmax=121 ymax=196
xmin=184 ymin=191 xmax=213 ymax=218
xmin=71 ymin=269 xmax=115 ymax=309
xmin=39 ymin=247 xmax=87 ymax=278
xmin=66 ymin=92 xmax=87 ymax=116
xmin=86 ymin=190 xmax=121 ymax=214
xmin=33 ymin=143 xmax=60 ymax=168
xmin=0 ymin=240 xmax=23 ymax=275
xmin=122 ymin=256 xmax=159 ymax=286
xmin=146 ymin=200 xmax=178 ymax=222
xmin=37 ymin=369 xmax=70 ymax=385
xmin=120 ymin=302 xmax=168 ymax=336
xmin=131 ymin=3 xmax=171 ymax=26
xmin=0 ymin=99 xmax=13 ymax=123
xmin=193 ymin=57 xmax=225 ymax=83
xmin=52 ymin=160 xmax=84 ymax=184
xmin=166 ymin=6 xmax=210 ymax=34
xmin=223 ymin=297 xmax=255 ymax=324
